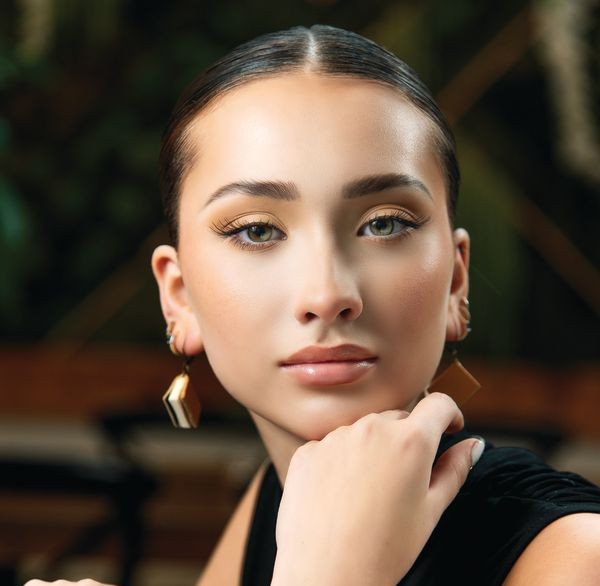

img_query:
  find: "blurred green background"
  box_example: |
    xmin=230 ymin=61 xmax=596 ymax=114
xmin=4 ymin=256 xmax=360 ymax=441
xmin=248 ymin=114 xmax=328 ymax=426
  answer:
xmin=1 ymin=0 xmax=598 ymax=361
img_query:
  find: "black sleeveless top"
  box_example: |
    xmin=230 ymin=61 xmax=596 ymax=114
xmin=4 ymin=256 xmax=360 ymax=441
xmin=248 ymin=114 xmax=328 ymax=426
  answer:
xmin=242 ymin=430 xmax=600 ymax=585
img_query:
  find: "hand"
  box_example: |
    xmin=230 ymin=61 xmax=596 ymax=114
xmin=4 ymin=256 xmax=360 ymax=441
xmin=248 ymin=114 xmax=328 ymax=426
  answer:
xmin=23 ymin=578 xmax=115 ymax=586
xmin=271 ymin=392 xmax=484 ymax=586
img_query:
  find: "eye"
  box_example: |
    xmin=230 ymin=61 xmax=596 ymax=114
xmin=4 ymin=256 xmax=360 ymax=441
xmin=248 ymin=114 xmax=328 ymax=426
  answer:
xmin=210 ymin=218 xmax=286 ymax=250
xmin=237 ymin=223 xmax=285 ymax=247
xmin=244 ymin=223 xmax=277 ymax=242
xmin=210 ymin=210 xmax=427 ymax=251
xmin=358 ymin=211 xmax=423 ymax=238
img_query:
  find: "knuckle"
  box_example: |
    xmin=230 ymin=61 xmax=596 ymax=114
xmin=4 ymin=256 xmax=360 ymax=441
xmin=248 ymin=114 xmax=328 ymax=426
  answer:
xmin=321 ymin=424 xmax=347 ymax=444
xmin=378 ymin=408 xmax=410 ymax=420
xmin=291 ymin=441 xmax=314 ymax=463
xmin=357 ymin=412 xmax=379 ymax=425
xmin=400 ymin=423 xmax=430 ymax=450
xmin=354 ymin=413 xmax=380 ymax=437
xmin=296 ymin=439 xmax=316 ymax=453
xmin=428 ymin=391 xmax=458 ymax=410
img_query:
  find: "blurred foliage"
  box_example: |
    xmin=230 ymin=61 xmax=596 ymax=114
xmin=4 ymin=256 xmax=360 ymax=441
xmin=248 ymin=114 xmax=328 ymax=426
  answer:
xmin=0 ymin=0 xmax=598 ymax=361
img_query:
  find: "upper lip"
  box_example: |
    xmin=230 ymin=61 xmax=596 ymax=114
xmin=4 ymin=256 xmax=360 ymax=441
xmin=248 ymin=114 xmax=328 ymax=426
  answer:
xmin=279 ymin=344 xmax=377 ymax=365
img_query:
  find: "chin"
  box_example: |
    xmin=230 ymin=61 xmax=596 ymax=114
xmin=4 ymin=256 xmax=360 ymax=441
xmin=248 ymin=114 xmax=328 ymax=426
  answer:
xmin=293 ymin=407 xmax=374 ymax=442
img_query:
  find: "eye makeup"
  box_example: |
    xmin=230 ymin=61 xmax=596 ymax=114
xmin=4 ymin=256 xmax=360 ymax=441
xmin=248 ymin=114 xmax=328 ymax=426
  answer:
xmin=209 ymin=209 xmax=429 ymax=251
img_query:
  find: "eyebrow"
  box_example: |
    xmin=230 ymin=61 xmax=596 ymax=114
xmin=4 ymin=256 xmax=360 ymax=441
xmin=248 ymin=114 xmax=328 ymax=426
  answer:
xmin=202 ymin=172 xmax=432 ymax=209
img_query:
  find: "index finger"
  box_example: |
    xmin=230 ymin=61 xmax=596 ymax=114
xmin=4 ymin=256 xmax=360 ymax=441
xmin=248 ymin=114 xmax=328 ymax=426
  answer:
xmin=406 ymin=392 xmax=464 ymax=441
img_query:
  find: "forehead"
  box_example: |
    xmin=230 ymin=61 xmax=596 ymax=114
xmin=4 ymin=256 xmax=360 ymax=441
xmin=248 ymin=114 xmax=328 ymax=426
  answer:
xmin=182 ymin=73 xmax=445 ymax=204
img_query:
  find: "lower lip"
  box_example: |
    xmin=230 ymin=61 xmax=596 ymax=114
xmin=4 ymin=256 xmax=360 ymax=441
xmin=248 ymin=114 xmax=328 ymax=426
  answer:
xmin=280 ymin=359 xmax=377 ymax=386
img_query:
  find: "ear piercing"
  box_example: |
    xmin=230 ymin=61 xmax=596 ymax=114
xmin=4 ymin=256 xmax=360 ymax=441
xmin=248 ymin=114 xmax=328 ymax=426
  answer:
xmin=424 ymin=296 xmax=480 ymax=406
xmin=162 ymin=321 xmax=201 ymax=429
xmin=456 ymin=297 xmax=471 ymax=341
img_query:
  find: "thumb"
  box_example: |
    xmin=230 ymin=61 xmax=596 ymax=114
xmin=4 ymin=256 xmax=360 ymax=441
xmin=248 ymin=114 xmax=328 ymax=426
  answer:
xmin=428 ymin=437 xmax=485 ymax=512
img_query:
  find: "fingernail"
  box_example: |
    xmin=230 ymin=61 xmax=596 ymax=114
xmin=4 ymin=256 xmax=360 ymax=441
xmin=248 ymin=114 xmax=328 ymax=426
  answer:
xmin=470 ymin=437 xmax=485 ymax=468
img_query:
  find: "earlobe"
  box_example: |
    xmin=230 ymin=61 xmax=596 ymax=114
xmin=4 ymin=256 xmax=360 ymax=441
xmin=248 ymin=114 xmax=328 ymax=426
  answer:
xmin=446 ymin=228 xmax=470 ymax=342
xmin=151 ymin=244 xmax=204 ymax=355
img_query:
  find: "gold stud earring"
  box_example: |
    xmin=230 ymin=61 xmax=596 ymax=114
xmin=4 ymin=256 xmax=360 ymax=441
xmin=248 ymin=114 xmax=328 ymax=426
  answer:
xmin=424 ymin=297 xmax=481 ymax=406
xmin=162 ymin=321 xmax=201 ymax=428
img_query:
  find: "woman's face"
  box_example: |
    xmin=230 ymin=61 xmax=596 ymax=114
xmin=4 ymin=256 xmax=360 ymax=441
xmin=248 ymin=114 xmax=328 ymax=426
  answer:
xmin=153 ymin=73 xmax=469 ymax=441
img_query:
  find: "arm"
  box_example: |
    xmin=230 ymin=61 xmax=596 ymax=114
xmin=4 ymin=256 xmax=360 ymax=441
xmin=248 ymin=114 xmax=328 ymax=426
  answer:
xmin=196 ymin=459 xmax=269 ymax=586
xmin=502 ymin=512 xmax=600 ymax=586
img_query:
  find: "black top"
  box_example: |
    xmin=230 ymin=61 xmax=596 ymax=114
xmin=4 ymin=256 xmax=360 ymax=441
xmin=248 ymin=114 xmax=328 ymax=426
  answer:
xmin=242 ymin=430 xmax=600 ymax=585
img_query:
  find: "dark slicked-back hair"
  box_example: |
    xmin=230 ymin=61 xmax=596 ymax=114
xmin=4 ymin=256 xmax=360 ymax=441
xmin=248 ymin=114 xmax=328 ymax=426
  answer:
xmin=159 ymin=24 xmax=459 ymax=246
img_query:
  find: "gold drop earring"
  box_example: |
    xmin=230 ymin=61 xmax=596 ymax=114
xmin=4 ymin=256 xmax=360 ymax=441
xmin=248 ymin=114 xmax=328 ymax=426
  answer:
xmin=162 ymin=321 xmax=201 ymax=428
xmin=425 ymin=297 xmax=481 ymax=406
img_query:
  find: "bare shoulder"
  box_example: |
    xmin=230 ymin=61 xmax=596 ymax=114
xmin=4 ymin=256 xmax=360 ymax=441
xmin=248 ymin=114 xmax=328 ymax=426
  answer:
xmin=502 ymin=512 xmax=600 ymax=586
xmin=196 ymin=459 xmax=270 ymax=586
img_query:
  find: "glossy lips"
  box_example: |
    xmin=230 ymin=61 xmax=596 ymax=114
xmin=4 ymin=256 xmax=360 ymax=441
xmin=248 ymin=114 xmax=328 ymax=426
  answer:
xmin=279 ymin=344 xmax=378 ymax=386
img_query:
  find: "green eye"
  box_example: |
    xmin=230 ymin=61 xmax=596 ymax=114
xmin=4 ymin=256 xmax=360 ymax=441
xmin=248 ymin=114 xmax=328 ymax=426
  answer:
xmin=359 ymin=212 xmax=421 ymax=238
xmin=247 ymin=224 xmax=273 ymax=242
xmin=368 ymin=217 xmax=395 ymax=236
xmin=210 ymin=217 xmax=285 ymax=250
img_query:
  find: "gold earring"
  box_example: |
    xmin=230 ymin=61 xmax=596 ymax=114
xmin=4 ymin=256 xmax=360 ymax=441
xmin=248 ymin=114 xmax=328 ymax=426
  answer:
xmin=162 ymin=321 xmax=201 ymax=429
xmin=456 ymin=297 xmax=471 ymax=341
xmin=424 ymin=297 xmax=480 ymax=406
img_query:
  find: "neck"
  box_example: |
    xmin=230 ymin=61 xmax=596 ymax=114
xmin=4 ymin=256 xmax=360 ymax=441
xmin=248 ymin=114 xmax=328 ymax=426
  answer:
xmin=249 ymin=411 xmax=304 ymax=487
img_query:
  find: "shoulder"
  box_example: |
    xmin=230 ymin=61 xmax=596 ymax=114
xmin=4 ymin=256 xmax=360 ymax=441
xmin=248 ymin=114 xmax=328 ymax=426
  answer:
xmin=432 ymin=438 xmax=600 ymax=585
xmin=469 ymin=446 xmax=600 ymax=584
xmin=461 ymin=443 xmax=600 ymax=542
xmin=502 ymin=512 xmax=600 ymax=585
xmin=464 ymin=443 xmax=600 ymax=504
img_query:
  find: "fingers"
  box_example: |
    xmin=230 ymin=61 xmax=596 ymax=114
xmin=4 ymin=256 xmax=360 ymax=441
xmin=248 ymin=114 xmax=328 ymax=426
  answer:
xmin=406 ymin=392 xmax=464 ymax=441
xmin=377 ymin=409 xmax=410 ymax=420
xmin=428 ymin=437 xmax=485 ymax=512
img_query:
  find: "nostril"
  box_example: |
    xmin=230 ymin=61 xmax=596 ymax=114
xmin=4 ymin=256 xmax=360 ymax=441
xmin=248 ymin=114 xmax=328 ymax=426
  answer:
xmin=340 ymin=307 xmax=353 ymax=318
xmin=294 ymin=290 xmax=363 ymax=325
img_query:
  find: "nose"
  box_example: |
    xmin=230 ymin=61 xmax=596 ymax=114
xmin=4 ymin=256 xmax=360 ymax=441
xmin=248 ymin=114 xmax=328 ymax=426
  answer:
xmin=292 ymin=242 xmax=363 ymax=326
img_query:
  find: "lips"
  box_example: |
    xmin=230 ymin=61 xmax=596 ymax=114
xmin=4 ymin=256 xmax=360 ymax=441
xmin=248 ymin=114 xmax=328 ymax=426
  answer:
xmin=279 ymin=344 xmax=378 ymax=386
xmin=279 ymin=344 xmax=377 ymax=365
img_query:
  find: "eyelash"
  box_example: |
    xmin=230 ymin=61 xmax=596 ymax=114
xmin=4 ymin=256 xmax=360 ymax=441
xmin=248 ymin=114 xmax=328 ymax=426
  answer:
xmin=210 ymin=210 xmax=428 ymax=251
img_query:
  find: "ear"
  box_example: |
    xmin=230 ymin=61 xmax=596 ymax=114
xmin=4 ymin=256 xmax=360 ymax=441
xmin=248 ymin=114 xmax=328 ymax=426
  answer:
xmin=445 ymin=228 xmax=470 ymax=342
xmin=151 ymin=244 xmax=204 ymax=356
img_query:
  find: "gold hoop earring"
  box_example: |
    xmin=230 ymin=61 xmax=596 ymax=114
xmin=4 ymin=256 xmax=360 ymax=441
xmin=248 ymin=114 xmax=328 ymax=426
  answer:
xmin=162 ymin=321 xmax=201 ymax=428
xmin=424 ymin=298 xmax=480 ymax=406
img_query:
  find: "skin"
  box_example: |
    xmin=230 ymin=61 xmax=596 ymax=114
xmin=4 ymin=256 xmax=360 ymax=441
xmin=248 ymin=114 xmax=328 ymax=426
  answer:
xmin=152 ymin=73 xmax=470 ymax=487
xmin=25 ymin=72 xmax=600 ymax=586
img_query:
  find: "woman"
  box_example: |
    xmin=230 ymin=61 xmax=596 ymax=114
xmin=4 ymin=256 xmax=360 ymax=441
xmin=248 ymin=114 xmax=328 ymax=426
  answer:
xmin=27 ymin=24 xmax=600 ymax=586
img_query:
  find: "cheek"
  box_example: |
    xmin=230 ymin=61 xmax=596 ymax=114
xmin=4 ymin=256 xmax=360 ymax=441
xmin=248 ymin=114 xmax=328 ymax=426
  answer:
xmin=183 ymin=250 xmax=281 ymax=402
xmin=363 ymin=231 xmax=453 ymax=377
xmin=369 ymin=234 xmax=451 ymax=321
